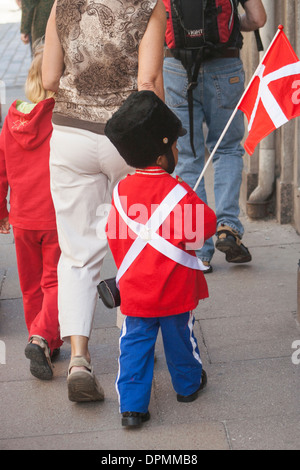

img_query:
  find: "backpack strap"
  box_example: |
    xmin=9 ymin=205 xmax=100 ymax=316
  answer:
xmin=175 ymin=49 xmax=204 ymax=157
xmin=254 ymin=29 xmax=264 ymax=51
xmin=187 ymin=50 xmax=203 ymax=157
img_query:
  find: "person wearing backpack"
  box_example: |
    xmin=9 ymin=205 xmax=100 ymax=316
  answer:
xmin=163 ymin=0 xmax=266 ymax=272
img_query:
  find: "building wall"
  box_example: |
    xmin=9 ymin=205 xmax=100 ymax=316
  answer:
xmin=240 ymin=0 xmax=300 ymax=233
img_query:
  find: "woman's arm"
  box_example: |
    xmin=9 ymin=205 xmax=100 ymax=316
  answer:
xmin=137 ymin=0 xmax=167 ymax=101
xmin=42 ymin=0 xmax=64 ymax=92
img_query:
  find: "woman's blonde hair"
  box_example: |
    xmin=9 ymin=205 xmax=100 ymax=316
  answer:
xmin=25 ymin=39 xmax=55 ymax=103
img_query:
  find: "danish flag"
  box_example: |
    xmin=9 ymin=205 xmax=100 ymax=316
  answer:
xmin=238 ymin=25 xmax=300 ymax=155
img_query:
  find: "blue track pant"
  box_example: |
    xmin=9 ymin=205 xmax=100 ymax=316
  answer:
xmin=116 ymin=312 xmax=203 ymax=413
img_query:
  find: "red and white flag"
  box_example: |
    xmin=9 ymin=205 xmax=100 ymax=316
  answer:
xmin=193 ymin=26 xmax=300 ymax=191
xmin=238 ymin=25 xmax=300 ymax=155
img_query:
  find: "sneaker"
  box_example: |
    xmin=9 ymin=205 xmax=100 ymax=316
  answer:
xmin=25 ymin=336 xmax=53 ymax=380
xmin=215 ymin=225 xmax=252 ymax=263
xmin=177 ymin=370 xmax=207 ymax=403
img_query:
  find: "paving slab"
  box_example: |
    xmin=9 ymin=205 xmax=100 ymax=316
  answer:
xmin=1 ymin=0 xmax=300 ymax=452
xmin=0 ymin=421 xmax=229 ymax=451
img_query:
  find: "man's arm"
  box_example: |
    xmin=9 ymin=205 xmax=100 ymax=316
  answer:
xmin=239 ymin=0 xmax=267 ymax=32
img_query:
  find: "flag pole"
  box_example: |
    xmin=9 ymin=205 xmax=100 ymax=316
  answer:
xmin=193 ymin=25 xmax=284 ymax=192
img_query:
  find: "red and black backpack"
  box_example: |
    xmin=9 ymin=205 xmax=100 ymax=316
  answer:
xmin=163 ymin=0 xmax=241 ymax=53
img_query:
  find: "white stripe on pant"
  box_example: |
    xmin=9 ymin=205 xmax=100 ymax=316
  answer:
xmin=49 ymin=124 xmax=132 ymax=340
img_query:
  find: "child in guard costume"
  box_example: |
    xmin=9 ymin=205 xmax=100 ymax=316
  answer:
xmin=0 ymin=43 xmax=62 ymax=380
xmin=105 ymin=91 xmax=217 ymax=428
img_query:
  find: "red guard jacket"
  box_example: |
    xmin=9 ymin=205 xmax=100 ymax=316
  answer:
xmin=106 ymin=167 xmax=217 ymax=317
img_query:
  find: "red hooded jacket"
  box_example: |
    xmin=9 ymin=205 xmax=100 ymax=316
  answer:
xmin=0 ymin=98 xmax=56 ymax=230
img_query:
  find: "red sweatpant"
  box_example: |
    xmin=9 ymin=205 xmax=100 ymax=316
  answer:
xmin=13 ymin=227 xmax=63 ymax=353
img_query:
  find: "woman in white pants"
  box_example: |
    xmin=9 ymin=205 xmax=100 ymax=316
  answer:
xmin=42 ymin=0 xmax=166 ymax=402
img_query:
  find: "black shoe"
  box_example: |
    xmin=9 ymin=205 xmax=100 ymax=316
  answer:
xmin=177 ymin=370 xmax=207 ymax=403
xmin=122 ymin=411 xmax=150 ymax=428
xmin=202 ymin=261 xmax=213 ymax=273
xmin=51 ymin=348 xmax=61 ymax=362
xmin=215 ymin=225 xmax=252 ymax=263
xmin=25 ymin=336 xmax=53 ymax=381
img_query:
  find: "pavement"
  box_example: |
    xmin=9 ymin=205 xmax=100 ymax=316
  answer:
xmin=1 ymin=0 xmax=300 ymax=452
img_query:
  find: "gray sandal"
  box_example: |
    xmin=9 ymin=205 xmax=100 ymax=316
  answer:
xmin=67 ymin=356 xmax=105 ymax=403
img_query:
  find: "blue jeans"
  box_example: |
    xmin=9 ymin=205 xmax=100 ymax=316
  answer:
xmin=163 ymin=57 xmax=245 ymax=262
xmin=116 ymin=312 xmax=202 ymax=413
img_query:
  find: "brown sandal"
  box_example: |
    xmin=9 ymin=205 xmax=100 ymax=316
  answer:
xmin=25 ymin=335 xmax=53 ymax=381
xmin=216 ymin=225 xmax=252 ymax=263
xmin=67 ymin=356 xmax=105 ymax=403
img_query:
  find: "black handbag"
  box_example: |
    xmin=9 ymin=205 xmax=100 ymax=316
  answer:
xmin=97 ymin=277 xmax=121 ymax=309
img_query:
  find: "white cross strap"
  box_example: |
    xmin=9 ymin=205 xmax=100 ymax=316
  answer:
xmin=113 ymin=182 xmax=208 ymax=287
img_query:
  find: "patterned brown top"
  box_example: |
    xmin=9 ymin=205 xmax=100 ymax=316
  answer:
xmin=53 ymin=0 xmax=158 ymax=133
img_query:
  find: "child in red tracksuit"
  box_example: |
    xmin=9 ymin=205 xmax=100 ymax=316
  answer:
xmin=104 ymin=91 xmax=217 ymax=428
xmin=0 ymin=42 xmax=62 ymax=380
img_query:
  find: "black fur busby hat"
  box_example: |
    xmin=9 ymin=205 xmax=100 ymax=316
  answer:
xmin=104 ymin=91 xmax=186 ymax=168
